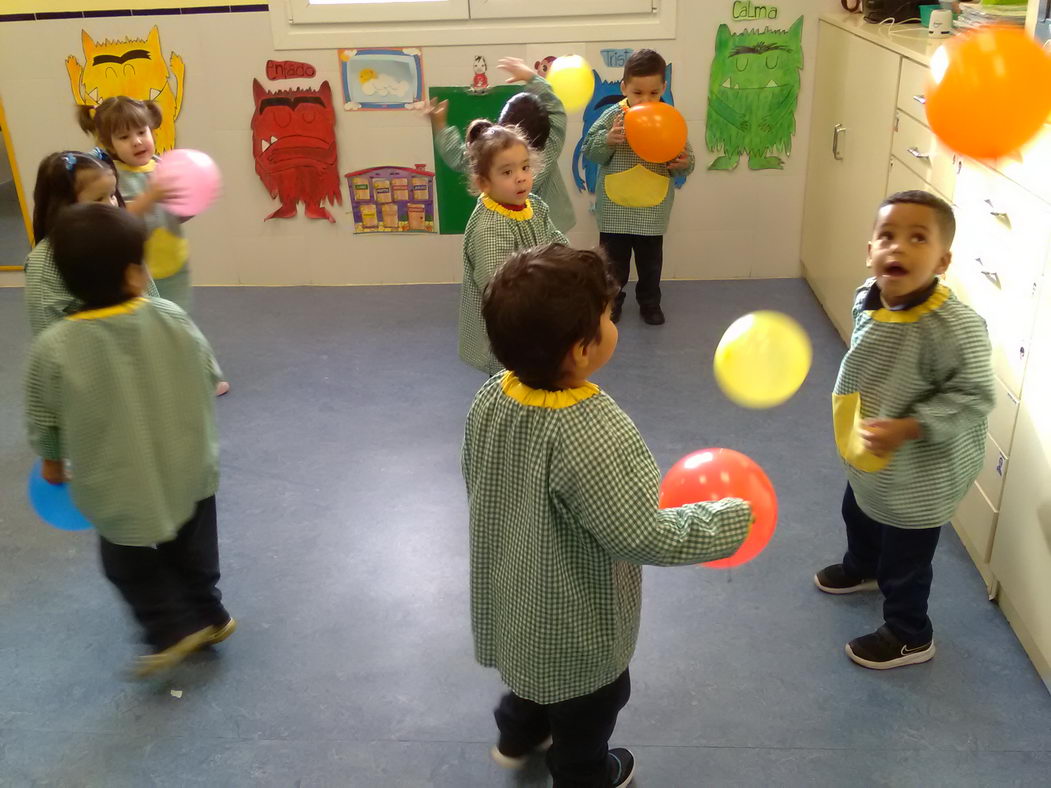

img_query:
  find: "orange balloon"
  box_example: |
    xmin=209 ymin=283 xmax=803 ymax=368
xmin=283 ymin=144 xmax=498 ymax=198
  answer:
xmin=623 ymin=102 xmax=688 ymax=163
xmin=926 ymin=26 xmax=1051 ymax=160
xmin=659 ymin=448 xmax=777 ymax=569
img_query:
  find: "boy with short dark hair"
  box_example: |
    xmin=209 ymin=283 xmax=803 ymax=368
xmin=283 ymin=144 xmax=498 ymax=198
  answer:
xmin=583 ymin=48 xmax=695 ymax=326
xmin=25 ymin=203 xmax=234 ymax=678
xmin=815 ymin=190 xmax=994 ymax=670
xmin=463 ymin=243 xmax=752 ymax=786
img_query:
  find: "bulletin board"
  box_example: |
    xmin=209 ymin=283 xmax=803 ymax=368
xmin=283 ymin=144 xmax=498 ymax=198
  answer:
xmin=428 ymin=85 xmax=521 ymax=236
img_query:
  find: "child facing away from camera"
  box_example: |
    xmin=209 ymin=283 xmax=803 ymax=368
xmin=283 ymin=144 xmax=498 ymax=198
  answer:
xmin=425 ymin=56 xmax=575 ymax=233
xmin=24 ymin=150 xmax=159 ymax=336
xmin=462 ymin=243 xmax=752 ymax=786
xmin=25 ymin=203 xmax=235 ymax=679
xmin=583 ymin=48 xmax=695 ymax=326
xmin=457 ymin=122 xmax=567 ymax=376
xmin=815 ymin=190 xmax=994 ymax=670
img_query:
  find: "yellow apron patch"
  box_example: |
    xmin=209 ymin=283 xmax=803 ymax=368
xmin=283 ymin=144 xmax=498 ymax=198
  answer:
xmin=145 ymin=227 xmax=189 ymax=280
xmin=604 ymin=165 xmax=670 ymax=208
xmin=832 ymin=392 xmax=891 ymax=473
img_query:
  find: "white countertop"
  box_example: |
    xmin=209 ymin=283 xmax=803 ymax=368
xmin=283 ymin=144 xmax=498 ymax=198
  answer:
xmin=820 ymin=11 xmax=949 ymax=65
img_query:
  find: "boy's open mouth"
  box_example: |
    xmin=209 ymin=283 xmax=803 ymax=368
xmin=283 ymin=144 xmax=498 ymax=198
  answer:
xmin=883 ymin=262 xmax=908 ymax=277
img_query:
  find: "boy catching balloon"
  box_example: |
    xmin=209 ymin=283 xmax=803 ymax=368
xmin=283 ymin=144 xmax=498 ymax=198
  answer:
xmin=583 ymin=48 xmax=694 ymax=326
xmin=816 ymin=191 xmax=994 ymax=670
xmin=462 ymin=243 xmax=751 ymax=786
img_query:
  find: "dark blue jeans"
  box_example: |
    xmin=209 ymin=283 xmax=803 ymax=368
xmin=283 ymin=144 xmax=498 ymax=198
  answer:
xmin=841 ymin=484 xmax=942 ymax=646
xmin=495 ymin=669 xmax=630 ymax=787
xmin=599 ymin=233 xmax=664 ymax=308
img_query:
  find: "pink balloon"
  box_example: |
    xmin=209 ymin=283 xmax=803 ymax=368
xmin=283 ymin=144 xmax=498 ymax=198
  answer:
xmin=154 ymin=149 xmax=221 ymax=216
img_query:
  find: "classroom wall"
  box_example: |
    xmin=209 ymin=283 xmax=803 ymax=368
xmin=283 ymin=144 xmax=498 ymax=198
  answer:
xmin=0 ymin=1 xmax=837 ymax=286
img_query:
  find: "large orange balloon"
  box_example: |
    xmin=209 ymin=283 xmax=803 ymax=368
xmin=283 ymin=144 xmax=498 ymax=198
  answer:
xmin=926 ymin=26 xmax=1051 ymax=160
xmin=659 ymin=448 xmax=777 ymax=569
xmin=624 ymin=102 xmax=688 ymax=163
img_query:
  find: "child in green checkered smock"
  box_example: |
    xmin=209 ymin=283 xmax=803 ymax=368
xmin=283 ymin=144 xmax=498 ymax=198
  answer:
xmin=462 ymin=244 xmax=751 ymax=785
xmin=815 ymin=191 xmax=994 ymax=671
xmin=583 ymin=49 xmax=694 ymax=326
xmin=78 ymin=97 xmax=191 ymax=311
xmin=24 ymin=151 xmax=159 ymax=336
xmin=428 ymin=57 xmax=576 ymax=233
xmin=456 ymin=121 xmax=567 ymax=375
xmin=26 ymin=204 xmax=234 ymax=679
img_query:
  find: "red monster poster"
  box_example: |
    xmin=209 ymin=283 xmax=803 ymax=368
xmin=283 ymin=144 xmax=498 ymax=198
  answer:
xmin=251 ymin=79 xmax=342 ymax=222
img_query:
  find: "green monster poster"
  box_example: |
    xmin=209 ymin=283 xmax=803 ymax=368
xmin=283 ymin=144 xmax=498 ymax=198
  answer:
xmin=429 ymin=85 xmax=522 ymax=235
xmin=706 ymin=15 xmax=803 ymax=171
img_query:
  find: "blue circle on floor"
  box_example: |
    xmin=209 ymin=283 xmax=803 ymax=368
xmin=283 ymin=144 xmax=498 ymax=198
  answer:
xmin=27 ymin=460 xmax=93 ymax=531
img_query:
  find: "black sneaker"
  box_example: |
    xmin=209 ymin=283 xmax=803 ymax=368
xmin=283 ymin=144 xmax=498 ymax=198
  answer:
xmin=611 ymin=300 xmax=623 ymax=324
xmin=608 ymin=748 xmax=636 ymax=787
xmin=814 ymin=563 xmax=878 ymax=594
xmin=640 ymin=305 xmax=665 ymax=325
xmin=846 ymin=625 xmax=935 ymax=670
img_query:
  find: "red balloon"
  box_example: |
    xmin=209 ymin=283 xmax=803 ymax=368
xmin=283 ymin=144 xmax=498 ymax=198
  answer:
xmin=659 ymin=448 xmax=777 ymax=569
xmin=624 ymin=102 xmax=688 ymax=163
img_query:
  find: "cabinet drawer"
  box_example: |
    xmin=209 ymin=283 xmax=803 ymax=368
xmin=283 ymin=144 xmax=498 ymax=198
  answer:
xmin=976 ymin=435 xmax=1009 ymax=510
xmin=995 ymin=124 xmax=1051 ymax=206
xmin=951 ymin=162 xmax=1048 ymax=395
xmin=987 ymin=376 xmax=1020 ymax=454
xmin=886 ymin=156 xmax=951 ymax=203
xmin=891 ymin=111 xmax=957 ymax=197
xmin=953 ymin=482 xmax=998 ymax=562
xmin=896 ymin=57 xmax=930 ymax=122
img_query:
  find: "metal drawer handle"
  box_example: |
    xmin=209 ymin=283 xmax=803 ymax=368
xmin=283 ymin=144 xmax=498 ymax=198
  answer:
xmin=974 ymin=257 xmax=1001 ymax=287
xmin=984 ymin=198 xmax=1009 ymax=221
xmin=832 ymin=123 xmax=846 ymax=161
xmin=912 ymin=94 xmax=927 ymax=105
xmin=906 ymin=146 xmax=931 ymax=161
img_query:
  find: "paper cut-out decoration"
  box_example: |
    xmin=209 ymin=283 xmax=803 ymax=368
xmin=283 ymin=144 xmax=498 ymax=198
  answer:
xmin=571 ymin=64 xmax=683 ymax=194
xmin=535 ymin=56 xmax=557 ymax=77
xmin=706 ymin=16 xmax=803 ymax=171
xmin=267 ymin=60 xmax=317 ymax=81
xmin=339 ymin=48 xmax=424 ymax=110
xmin=345 ymin=165 xmax=435 ymax=234
xmin=429 ymin=85 xmax=522 ymax=235
xmin=469 ymin=56 xmax=490 ymax=94
xmin=600 ymin=49 xmax=635 ymax=68
xmin=251 ymin=79 xmax=342 ymax=222
xmin=66 ymin=26 xmax=184 ymax=154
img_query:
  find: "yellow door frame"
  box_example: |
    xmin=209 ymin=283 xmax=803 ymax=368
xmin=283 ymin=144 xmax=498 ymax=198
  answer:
xmin=0 ymin=96 xmax=33 ymax=270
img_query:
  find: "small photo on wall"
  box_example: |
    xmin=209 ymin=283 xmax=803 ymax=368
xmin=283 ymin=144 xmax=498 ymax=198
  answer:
xmin=339 ymin=48 xmax=425 ymax=110
xmin=346 ymin=165 xmax=435 ymax=234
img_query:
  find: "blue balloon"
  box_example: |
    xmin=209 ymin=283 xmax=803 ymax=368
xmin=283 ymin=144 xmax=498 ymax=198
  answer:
xmin=27 ymin=460 xmax=93 ymax=532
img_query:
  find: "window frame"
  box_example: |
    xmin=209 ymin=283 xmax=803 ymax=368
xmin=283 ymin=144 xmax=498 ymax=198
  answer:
xmin=270 ymin=0 xmax=675 ymax=49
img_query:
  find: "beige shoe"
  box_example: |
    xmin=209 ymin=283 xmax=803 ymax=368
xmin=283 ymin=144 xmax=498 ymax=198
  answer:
xmin=132 ymin=625 xmax=215 ymax=679
xmin=215 ymin=381 xmax=231 ymax=397
xmin=206 ymin=617 xmax=237 ymax=646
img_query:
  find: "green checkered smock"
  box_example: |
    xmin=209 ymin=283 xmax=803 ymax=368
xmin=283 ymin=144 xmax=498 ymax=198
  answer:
xmin=24 ymin=238 xmax=160 ymax=337
xmin=833 ymin=278 xmax=995 ymax=528
xmin=116 ymin=159 xmax=192 ymax=311
xmin=25 ymin=297 xmax=221 ymax=546
xmin=583 ymin=101 xmax=695 ymax=236
xmin=435 ymin=76 xmax=576 ymax=233
xmin=462 ymin=372 xmax=752 ymax=703
xmin=458 ymin=195 xmax=567 ymax=375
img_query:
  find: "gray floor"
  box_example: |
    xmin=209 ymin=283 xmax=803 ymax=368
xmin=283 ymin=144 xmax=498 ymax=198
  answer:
xmin=1 ymin=281 xmax=1049 ymax=787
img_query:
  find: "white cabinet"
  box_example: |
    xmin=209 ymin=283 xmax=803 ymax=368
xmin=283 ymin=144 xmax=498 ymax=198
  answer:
xmin=801 ymin=22 xmax=901 ymax=341
xmin=991 ymin=254 xmax=1051 ymax=691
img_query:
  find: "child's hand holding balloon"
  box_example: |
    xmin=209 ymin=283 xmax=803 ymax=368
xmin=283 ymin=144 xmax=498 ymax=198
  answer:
xmin=607 ymin=113 xmax=626 ymax=146
xmin=667 ymin=151 xmax=690 ymax=171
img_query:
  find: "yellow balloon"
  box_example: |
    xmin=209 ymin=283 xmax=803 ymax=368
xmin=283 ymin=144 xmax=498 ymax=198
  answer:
xmin=547 ymin=55 xmax=595 ymax=114
xmin=714 ymin=311 xmax=812 ymax=409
